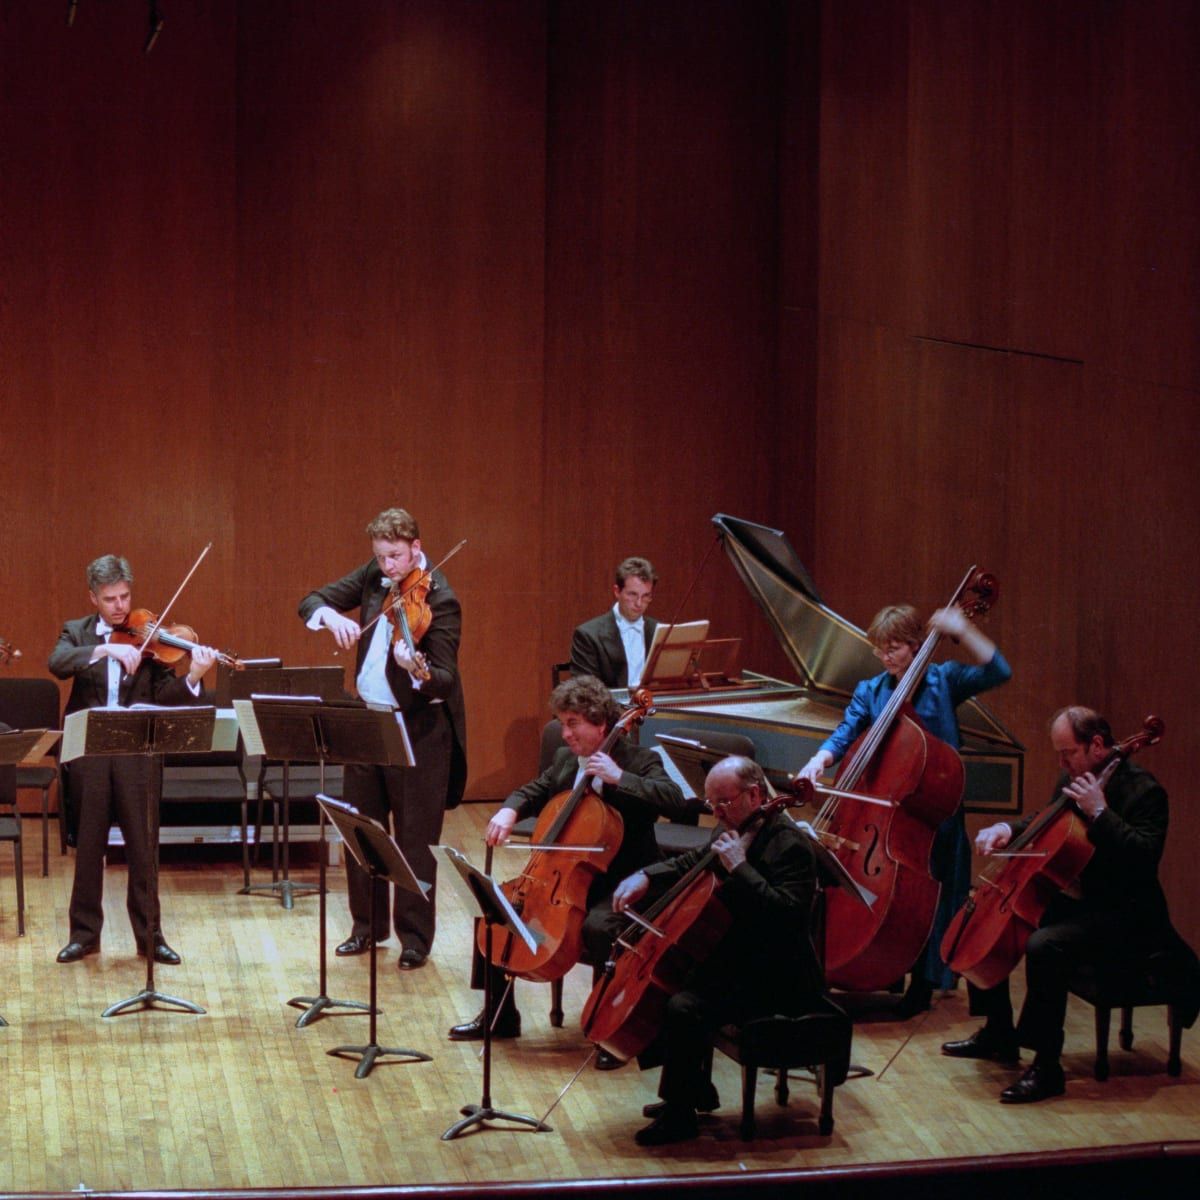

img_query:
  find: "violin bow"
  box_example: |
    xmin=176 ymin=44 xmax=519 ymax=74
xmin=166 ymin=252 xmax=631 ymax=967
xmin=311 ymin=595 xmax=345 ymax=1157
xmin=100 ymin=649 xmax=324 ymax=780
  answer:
xmin=131 ymin=542 xmax=213 ymax=665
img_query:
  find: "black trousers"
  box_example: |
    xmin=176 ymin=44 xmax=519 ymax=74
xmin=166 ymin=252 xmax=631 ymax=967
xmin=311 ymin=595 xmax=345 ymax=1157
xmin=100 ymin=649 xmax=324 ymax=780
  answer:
xmin=65 ymin=754 xmax=163 ymax=949
xmin=343 ymin=705 xmax=451 ymax=955
xmin=969 ymin=895 xmax=1143 ymax=1058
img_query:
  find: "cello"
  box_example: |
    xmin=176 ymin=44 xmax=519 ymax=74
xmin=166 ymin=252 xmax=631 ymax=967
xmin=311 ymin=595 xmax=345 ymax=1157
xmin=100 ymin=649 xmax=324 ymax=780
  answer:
xmin=941 ymin=715 xmax=1164 ymax=990
xmin=580 ymin=780 xmax=813 ymax=1063
xmin=478 ymin=689 xmax=655 ymax=983
xmin=812 ymin=567 xmax=998 ymax=991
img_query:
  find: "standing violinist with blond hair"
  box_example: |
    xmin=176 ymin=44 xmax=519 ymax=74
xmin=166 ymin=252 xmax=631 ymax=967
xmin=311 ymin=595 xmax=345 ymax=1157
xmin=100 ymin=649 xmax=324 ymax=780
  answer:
xmin=299 ymin=507 xmax=467 ymax=971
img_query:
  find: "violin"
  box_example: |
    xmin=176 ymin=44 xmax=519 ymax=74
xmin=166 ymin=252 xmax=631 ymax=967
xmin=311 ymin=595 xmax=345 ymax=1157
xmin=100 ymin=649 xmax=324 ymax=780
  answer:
xmin=0 ymin=636 xmax=21 ymax=666
xmin=384 ymin=567 xmax=432 ymax=682
xmin=112 ymin=609 xmax=244 ymax=670
xmin=941 ymin=715 xmax=1164 ymax=989
xmin=478 ymin=689 xmax=655 ymax=983
xmin=581 ymin=779 xmax=814 ymax=1063
xmin=810 ymin=567 xmax=998 ymax=992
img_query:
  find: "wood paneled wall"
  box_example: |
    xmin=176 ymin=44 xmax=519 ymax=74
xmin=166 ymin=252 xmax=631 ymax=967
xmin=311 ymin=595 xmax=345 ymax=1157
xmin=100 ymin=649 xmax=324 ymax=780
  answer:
xmin=2 ymin=1 xmax=1196 ymax=940
xmin=0 ymin=1 xmax=798 ymax=804
xmin=788 ymin=0 xmax=1200 ymax=940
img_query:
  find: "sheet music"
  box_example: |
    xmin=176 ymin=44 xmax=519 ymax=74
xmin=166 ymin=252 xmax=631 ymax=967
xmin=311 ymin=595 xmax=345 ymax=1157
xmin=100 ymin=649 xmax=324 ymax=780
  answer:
xmin=61 ymin=710 xmax=87 ymax=763
xmin=232 ymin=699 xmax=264 ymax=756
xmin=434 ymin=846 xmax=540 ymax=954
xmin=650 ymin=742 xmax=696 ymax=801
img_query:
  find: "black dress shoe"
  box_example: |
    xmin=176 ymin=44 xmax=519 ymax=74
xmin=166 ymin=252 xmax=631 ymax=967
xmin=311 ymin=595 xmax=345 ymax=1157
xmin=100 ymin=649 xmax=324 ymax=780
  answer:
xmin=448 ymin=1009 xmax=522 ymax=1040
xmin=56 ymin=941 xmax=99 ymax=964
xmin=644 ymin=1082 xmax=719 ymax=1118
xmin=634 ymin=1106 xmax=699 ymax=1147
xmin=595 ymin=1048 xmax=625 ymax=1071
xmin=1000 ymin=1062 xmax=1066 ymax=1104
xmin=335 ymin=934 xmax=374 ymax=957
xmin=138 ymin=939 xmax=181 ymax=965
xmin=397 ymin=948 xmax=427 ymax=970
xmin=941 ymin=1024 xmax=1020 ymax=1064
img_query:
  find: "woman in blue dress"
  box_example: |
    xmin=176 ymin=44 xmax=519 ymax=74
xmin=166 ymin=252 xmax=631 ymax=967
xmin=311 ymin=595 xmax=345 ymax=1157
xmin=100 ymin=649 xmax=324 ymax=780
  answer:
xmin=796 ymin=603 xmax=1012 ymax=1015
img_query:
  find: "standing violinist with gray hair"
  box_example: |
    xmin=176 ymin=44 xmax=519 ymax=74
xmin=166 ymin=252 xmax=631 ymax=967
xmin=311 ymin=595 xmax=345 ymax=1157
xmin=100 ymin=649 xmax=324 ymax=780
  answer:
xmin=51 ymin=554 xmax=217 ymax=966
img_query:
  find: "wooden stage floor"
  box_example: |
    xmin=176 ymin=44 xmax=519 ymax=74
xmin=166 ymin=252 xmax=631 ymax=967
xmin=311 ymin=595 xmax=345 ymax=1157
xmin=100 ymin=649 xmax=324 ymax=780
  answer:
xmin=1 ymin=803 xmax=1197 ymax=1195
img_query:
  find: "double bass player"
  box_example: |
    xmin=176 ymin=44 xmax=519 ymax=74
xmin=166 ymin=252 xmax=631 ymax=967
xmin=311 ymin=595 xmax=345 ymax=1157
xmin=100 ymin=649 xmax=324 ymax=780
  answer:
xmin=796 ymin=600 xmax=1011 ymax=1014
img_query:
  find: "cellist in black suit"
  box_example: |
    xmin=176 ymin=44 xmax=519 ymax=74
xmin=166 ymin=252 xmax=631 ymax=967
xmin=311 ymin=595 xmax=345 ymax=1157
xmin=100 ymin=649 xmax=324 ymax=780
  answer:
xmin=611 ymin=755 xmax=823 ymax=1145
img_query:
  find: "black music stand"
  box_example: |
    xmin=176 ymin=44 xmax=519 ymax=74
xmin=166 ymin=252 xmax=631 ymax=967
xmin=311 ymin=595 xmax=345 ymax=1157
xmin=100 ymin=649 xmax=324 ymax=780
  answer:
xmin=59 ymin=706 xmax=216 ymax=1018
xmin=235 ymin=696 xmax=414 ymax=1027
xmin=227 ymin=666 xmax=344 ymax=907
xmin=437 ymin=845 xmax=551 ymax=1139
xmin=317 ymin=795 xmax=431 ymax=1078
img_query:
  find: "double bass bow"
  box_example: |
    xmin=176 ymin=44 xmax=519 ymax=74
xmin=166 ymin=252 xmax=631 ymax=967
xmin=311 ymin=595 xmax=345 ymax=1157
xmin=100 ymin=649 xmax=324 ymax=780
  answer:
xmin=809 ymin=566 xmax=999 ymax=992
xmin=580 ymin=778 xmax=814 ymax=1063
xmin=941 ymin=715 xmax=1165 ymax=990
xmin=479 ymin=689 xmax=655 ymax=983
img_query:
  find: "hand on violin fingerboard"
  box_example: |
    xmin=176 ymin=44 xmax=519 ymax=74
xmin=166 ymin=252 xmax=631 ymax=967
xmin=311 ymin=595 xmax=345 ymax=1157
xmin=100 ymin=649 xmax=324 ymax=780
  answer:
xmin=186 ymin=644 xmax=220 ymax=686
xmin=391 ymin=639 xmax=424 ymax=676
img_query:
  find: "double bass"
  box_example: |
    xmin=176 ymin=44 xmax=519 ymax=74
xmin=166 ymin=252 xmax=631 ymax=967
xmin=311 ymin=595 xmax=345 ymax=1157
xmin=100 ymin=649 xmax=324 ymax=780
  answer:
xmin=580 ymin=781 xmax=812 ymax=1063
xmin=941 ymin=715 xmax=1164 ymax=989
xmin=478 ymin=689 xmax=654 ymax=983
xmin=812 ymin=566 xmax=998 ymax=991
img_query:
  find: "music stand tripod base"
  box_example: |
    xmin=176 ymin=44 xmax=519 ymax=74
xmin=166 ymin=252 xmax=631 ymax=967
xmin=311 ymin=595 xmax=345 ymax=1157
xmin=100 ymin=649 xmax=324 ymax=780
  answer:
xmin=241 ymin=877 xmax=321 ymax=910
xmin=441 ymin=1102 xmax=551 ymax=1141
xmin=103 ymin=987 xmax=206 ymax=1019
xmin=289 ymin=988 xmax=375 ymax=1030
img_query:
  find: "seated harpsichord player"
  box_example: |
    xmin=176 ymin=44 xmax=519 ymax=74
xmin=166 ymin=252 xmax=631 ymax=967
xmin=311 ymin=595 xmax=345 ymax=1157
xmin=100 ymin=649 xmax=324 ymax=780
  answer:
xmin=51 ymin=554 xmax=218 ymax=965
xmin=569 ymin=557 xmax=659 ymax=689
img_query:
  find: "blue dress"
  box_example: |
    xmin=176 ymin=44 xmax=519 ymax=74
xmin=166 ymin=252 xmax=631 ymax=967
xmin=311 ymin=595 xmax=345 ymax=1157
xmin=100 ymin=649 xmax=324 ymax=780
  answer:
xmin=818 ymin=652 xmax=1013 ymax=988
